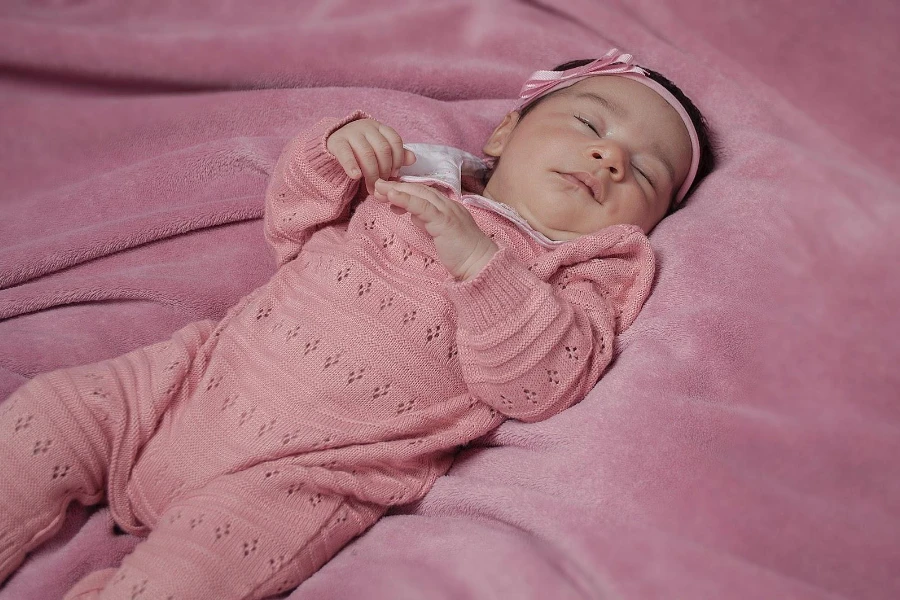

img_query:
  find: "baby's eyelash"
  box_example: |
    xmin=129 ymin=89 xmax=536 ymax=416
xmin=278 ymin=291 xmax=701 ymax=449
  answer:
xmin=633 ymin=165 xmax=647 ymax=180
xmin=634 ymin=164 xmax=654 ymax=187
xmin=574 ymin=114 xmax=600 ymax=136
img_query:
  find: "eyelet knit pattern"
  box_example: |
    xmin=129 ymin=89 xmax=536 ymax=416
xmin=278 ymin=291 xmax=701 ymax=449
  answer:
xmin=0 ymin=113 xmax=654 ymax=599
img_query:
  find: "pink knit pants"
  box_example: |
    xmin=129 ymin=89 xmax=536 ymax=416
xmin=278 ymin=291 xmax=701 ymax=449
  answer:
xmin=0 ymin=321 xmax=383 ymax=599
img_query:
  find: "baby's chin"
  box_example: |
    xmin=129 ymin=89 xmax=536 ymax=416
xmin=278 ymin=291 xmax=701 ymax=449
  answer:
xmin=541 ymin=217 xmax=658 ymax=239
xmin=539 ymin=227 xmax=582 ymax=242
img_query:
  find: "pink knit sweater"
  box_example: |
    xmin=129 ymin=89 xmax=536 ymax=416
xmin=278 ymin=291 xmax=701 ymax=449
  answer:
xmin=2 ymin=112 xmax=656 ymax=598
xmin=122 ymin=108 xmax=654 ymax=513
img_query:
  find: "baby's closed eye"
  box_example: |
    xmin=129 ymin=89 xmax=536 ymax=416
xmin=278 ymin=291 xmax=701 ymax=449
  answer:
xmin=574 ymin=114 xmax=601 ymax=136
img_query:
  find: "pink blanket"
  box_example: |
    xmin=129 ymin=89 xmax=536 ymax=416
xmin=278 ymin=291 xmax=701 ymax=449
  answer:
xmin=2 ymin=1 xmax=898 ymax=598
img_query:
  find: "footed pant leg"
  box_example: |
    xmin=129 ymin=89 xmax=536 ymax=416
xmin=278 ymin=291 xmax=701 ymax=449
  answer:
xmin=64 ymin=466 xmax=386 ymax=600
xmin=0 ymin=320 xmax=214 ymax=584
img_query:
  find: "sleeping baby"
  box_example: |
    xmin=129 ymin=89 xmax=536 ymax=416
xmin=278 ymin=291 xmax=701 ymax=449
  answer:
xmin=0 ymin=49 xmax=714 ymax=599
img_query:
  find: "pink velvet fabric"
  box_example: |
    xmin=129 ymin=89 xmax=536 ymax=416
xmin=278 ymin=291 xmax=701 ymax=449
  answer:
xmin=1 ymin=1 xmax=897 ymax=599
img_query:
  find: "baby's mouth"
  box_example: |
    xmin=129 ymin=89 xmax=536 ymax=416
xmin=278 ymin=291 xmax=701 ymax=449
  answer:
xmin=557 ymin=172 xmax=602 ymax=202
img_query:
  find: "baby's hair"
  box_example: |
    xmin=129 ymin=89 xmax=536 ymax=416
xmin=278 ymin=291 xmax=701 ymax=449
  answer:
xmin=513 ymin=58 xmax=717 ymax=214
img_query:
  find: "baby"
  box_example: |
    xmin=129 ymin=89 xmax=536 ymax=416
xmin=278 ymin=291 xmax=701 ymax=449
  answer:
xmin=0 ymin=49 xmax=713 ymax=599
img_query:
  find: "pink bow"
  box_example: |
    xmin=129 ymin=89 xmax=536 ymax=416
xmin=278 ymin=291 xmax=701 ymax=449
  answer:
xmin=516 ymin=48 xmax=646 ymax=109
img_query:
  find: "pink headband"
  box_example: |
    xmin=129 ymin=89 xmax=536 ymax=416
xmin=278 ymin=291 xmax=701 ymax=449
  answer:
xmin=514 ymin=48 xmax=701 ymax=205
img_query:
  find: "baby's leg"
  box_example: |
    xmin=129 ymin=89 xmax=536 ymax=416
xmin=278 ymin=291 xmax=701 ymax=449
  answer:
xmin=0 ymin=320 xmax=214 ymax=584
xmin=63 ymin=466 xmax=385 ymax=599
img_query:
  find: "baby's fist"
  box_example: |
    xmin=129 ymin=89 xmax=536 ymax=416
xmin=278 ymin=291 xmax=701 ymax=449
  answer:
xmin=326 ymin=119 xmax=416 ymax=193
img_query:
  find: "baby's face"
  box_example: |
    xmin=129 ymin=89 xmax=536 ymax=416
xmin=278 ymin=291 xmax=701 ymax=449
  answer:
xmin=482 ymin=75 xmax=693 ymax=238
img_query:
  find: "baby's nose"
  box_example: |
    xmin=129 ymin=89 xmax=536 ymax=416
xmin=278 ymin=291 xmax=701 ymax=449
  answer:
xmin=587 ymin=143 xmax=626 ymax=180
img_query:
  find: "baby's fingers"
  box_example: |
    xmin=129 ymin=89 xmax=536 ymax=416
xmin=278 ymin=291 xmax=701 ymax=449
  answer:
xmin=326 ymin=136 xmax=363 ymax=180
xmin=374 ymin=180 xmax=445 ymax=222
xmin=351 ymin=137 xmax=390 ymax=192
xmin=373 ymin=124 xmax=412 ymax=178
xmin=403 ymin=148 xmax=417 ymax=168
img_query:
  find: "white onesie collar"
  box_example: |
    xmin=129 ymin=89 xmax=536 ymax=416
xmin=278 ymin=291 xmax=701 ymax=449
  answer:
xmin=398 ymin=143 xmax=568 ymax=249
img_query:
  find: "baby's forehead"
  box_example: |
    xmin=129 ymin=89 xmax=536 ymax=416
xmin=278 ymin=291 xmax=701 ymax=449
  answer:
xmin=567 ymin=77 xmax=690 ymax=137
xmin=558 ymin=76 xmax=675 ymax=116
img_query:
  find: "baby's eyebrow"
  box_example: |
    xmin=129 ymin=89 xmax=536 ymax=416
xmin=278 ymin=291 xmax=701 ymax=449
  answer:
xmin=573 ymin=92 xmax=627 ymax=119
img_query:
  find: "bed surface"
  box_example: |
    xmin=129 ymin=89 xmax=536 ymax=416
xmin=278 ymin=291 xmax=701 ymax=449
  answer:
xmin=1 ymin=1 xmax=898 ymax=598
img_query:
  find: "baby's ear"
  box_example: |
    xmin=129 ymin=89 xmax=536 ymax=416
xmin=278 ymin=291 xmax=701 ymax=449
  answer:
xmin=482 ymin=112 xmax=520 ymax=157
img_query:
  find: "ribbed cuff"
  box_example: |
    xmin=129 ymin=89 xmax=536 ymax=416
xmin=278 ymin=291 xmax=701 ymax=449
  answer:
xmin=301 ymin=110 xmax=372 ymax=187
xmin=445 ymin=247 xmax=538 ymax=333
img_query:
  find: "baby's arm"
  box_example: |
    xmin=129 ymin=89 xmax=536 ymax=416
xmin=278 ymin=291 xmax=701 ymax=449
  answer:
xmin=265 ymin=114 xmax=416 ymax=266
xmin=446 ymin=229 xmax=655 ymax=423
xmin=263 ymin=112 xmax=366 ymax=266
xmin=373 ymin=180 xmax=654 ymax=421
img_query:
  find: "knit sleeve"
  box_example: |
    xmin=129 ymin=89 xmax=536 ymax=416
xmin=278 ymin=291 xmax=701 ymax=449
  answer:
xmin=445 ymin=225 xmax=655 ymax=423
xmin=263 ymin=111 xmax=371 ymax=267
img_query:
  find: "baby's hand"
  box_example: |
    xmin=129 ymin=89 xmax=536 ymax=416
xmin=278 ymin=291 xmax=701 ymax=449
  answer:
xmin=326 ymin=119 xmax=417 ymax=193
xmin=373 ymin=179 xmax=498 ymax=281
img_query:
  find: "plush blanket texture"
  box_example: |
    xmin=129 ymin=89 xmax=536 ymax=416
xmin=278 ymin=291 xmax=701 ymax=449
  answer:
xmin=1 ymin=1 xmax=898 ymax=598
